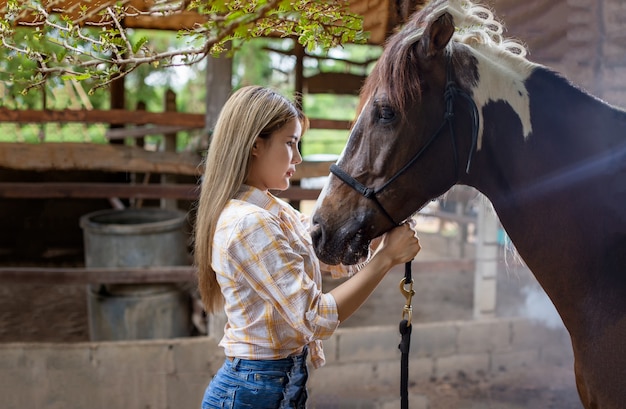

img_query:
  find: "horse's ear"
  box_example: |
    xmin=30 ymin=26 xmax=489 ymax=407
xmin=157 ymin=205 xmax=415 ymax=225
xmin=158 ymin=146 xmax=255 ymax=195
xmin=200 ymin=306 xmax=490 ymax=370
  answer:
xmin=420 ymin=12 xmax=455 ymax=57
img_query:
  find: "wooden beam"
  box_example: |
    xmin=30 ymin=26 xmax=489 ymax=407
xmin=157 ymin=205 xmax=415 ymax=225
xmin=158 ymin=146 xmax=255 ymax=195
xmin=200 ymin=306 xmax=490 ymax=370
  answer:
xmin=0 ymin=183 xmax=325 ymax=202
xmin=0 ymin=182 xmax=200 ymax=200
xmin=0 ymin=266 xmax=197 ymax=285
xmin=305 ymin=72 xmax=366 ymax=95
xmin=0 ymin=107 xmax=349 ymax=131
xmin=124 ymin=11 xmax=207 ymax=31
xmin=0 ymin=259 xmax=474 ymax=285
xmin=0 ymin=142 xmax=333 ymax=177
xmin=105 ymin=125 xmax=199 ymax=140
xmin=264 ymin=46 xmax=378 ymax=67
xmin=292 ymin=160 xmax=333 ymax=180
xmin=309 ymin=118 xmax=352 ymax=130
xmin=0 ymin=142 xmax=202 ymax=175
xmin=0 ymin=108 xmax=206 ymax=127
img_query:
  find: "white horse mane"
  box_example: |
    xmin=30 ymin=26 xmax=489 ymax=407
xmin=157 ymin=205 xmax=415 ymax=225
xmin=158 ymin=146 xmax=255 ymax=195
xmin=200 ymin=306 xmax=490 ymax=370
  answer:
xmin=439 ymin=0 xmax=528 ymax=59
xmin=394 ymin=1 xmax=536 ymax=147
xmin=433 ymin=0 xmax=536 ymax=146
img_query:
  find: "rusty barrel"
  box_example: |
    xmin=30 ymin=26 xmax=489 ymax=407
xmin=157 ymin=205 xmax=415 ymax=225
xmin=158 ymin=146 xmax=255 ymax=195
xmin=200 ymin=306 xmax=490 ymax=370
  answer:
xmin=80 ymin=208 xmax=191 ymax=341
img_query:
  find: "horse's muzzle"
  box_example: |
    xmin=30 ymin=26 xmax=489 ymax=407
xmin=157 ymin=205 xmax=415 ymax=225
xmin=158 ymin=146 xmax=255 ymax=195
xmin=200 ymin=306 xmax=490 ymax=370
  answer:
xmin=310 ymin=215 xmax=371 ymax=266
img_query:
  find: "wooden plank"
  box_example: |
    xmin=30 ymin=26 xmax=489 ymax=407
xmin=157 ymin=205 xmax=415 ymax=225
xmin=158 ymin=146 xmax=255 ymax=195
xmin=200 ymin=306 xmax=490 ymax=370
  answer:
xmin=0 ymin=142 xmax=202 ymax=175
xmin=0 ymin=266 xmax=197 ymax=285
xmin=305 ymin=72 xmax=366 ymax=95
xmin=0 ymin=259 xmax=474 ymax=285
xmin=105 ymin=125 xmax=198 ymax=140
xmin=0 ymin=143 xmax=334 ymax=177
xmin=0 ymin=182 xmax=200 ymax=200
xmin=293 ymin=160 xmax=333 ymax=180
xmin=309 ymin=118 xmax=352 ymax=130
xmin=0 ymin=183 xmax=323 ymax=201
xmin=0 ymin=108 xmax=206 ymax=127
xmin=0 ymin=107 xmax=350 ymax=131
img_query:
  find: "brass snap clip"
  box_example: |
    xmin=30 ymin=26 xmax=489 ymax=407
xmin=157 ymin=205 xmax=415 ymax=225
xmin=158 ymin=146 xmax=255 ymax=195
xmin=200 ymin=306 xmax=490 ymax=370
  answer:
xmin=399 ymin=277 xmax=415 ymax=326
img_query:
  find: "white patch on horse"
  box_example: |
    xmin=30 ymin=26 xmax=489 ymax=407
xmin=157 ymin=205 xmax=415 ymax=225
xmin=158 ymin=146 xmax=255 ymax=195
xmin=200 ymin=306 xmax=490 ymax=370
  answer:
xmin=440 ymin=0 xmax=535 ymax=149
xmin=470 ymin=44 xmax=534 ymax=149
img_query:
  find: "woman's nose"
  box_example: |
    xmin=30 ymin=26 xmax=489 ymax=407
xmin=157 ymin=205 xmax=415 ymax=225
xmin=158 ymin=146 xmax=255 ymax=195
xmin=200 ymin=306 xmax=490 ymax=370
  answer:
xmin=293 ymin=146 xmax=303 ymax=164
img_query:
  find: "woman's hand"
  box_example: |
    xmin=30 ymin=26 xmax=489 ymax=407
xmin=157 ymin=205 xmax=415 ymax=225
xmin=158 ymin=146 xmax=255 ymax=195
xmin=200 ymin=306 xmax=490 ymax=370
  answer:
xmin=374 ymin=220 xmax=421 ymax=265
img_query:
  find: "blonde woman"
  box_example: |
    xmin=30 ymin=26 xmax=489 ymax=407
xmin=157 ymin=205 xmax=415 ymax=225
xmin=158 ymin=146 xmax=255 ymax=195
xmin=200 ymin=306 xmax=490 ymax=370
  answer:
xmin=195 ymin=86 xmax=421 ymax=408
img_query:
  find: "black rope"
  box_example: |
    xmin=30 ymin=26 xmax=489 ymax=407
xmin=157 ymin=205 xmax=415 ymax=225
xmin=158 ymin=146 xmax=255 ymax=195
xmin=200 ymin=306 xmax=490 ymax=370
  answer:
xmin=399 ymin=261 xmax=413 ymax=409
xmin=404 ymin=259 xmax=412 ymax=283
xmin=399 ymin=319 xmax=412 ymax=409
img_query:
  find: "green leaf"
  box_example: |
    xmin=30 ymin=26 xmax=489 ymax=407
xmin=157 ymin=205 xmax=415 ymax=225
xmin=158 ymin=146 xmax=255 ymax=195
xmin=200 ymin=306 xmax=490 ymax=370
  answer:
xmin=132 ymin=36 xmax=149 ymax=54
xmin=61 ymin=72 xmax=91 ymax=81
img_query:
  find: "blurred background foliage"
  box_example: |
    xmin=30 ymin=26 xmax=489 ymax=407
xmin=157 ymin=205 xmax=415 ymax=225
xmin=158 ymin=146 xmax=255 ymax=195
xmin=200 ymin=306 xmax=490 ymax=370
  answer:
xmin=0 ymin=30 xmax=381 ymax=157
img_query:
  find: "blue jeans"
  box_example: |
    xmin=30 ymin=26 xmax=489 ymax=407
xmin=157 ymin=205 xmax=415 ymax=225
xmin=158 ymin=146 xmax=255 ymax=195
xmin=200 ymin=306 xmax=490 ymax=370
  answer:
xmin=202 ymin=347 xmax=309 ymax=409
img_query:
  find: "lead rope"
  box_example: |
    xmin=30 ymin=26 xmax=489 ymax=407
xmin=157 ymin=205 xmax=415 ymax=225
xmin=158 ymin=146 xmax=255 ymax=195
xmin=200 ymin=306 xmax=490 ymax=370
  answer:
xmin=399 ymin=260 xmax=415 ymax=409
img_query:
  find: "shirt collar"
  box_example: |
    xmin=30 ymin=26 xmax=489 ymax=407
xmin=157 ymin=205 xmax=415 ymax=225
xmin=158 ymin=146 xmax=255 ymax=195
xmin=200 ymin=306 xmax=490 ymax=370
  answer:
xmin=235 ymin=185 xmax=283 ymax=217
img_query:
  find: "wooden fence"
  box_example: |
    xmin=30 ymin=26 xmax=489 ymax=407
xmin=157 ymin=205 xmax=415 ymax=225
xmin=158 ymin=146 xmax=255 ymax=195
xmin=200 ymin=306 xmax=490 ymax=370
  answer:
xmin=0 ymin=106 xmax=477 ymax=286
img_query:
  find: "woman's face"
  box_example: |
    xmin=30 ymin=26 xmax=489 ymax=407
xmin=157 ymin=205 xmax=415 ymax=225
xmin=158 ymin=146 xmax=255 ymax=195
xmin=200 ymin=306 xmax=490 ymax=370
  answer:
xmin=247 ymin=118 xmax=303 ymax=192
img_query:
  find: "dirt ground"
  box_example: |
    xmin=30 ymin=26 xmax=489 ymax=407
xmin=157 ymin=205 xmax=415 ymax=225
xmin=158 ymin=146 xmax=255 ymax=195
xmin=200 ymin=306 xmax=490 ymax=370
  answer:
xmin=314 ymin=363 xmax=583 ymax=409
xmin=0 ymin=214 xmax=584 ymax=408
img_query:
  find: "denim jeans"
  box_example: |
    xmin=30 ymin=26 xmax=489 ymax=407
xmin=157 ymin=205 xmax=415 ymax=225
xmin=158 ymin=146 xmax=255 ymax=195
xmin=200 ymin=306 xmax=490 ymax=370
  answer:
xmin=201 ymin=347 xmax=309 ymax=409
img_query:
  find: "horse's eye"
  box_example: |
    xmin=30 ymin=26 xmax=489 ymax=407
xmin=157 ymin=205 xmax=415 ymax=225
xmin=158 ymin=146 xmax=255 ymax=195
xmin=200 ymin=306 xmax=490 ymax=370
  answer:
xmin=378 ymin=106 xmax=395 ymax=123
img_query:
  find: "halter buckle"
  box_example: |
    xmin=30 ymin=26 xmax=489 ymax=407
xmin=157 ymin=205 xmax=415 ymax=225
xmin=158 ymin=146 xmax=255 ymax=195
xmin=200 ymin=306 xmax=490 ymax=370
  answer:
xmin=399 ymin=277 xmax=415 ymax=326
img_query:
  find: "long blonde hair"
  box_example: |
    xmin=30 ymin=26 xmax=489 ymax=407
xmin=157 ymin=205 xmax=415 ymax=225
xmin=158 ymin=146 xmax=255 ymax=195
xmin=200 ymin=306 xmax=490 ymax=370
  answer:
xmin=194 ymin=86 xmax=309 ymax=314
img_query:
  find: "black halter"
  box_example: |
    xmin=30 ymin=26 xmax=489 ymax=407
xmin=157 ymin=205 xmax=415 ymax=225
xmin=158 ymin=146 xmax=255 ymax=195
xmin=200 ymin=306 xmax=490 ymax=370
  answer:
xmin=329 ymin=53 xmax=480 ymax=227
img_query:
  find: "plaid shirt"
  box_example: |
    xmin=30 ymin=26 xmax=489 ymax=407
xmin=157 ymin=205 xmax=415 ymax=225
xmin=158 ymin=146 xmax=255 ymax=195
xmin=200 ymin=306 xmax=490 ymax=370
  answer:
xmin=212 ymin=185 xmax=357 ymax=369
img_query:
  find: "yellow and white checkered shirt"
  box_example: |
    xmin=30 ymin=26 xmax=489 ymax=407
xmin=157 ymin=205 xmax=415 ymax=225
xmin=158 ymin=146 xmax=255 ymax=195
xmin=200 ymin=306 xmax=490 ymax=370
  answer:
xmin=212 ymin=185 xmax=357 ymax=369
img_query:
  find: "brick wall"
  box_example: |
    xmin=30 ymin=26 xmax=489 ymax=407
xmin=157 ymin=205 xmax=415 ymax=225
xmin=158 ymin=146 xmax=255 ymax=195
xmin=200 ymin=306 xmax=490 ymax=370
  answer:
xmin=1 ymin=317 xmax=573 ymax=409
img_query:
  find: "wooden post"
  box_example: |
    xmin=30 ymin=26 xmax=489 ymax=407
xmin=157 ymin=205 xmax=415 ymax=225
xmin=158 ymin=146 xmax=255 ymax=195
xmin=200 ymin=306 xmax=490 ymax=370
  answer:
xmin=205 ymin=43 xmax=233 ymax=136
xmin=294 ymin=40 xmax=304 ymax=110
xmin=161 ymin=89 xmax=178 ymax=210
xmin=109 ymin=73 xmax=125 ymax=146
xmin=473 ymin=198 xmax=499 ymax=319
xmin=204 ymin=48 xmax=233 ymax=340
xmin=135 ymin=101 xmax=146 ymax=148
xmin=291 ymin=40 xmax=306 ymax=210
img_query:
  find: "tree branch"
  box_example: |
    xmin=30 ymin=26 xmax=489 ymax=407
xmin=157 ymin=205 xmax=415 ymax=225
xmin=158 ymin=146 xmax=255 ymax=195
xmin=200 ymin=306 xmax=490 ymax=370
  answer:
xmin=0 ymin=0 xmax=365 ymax=92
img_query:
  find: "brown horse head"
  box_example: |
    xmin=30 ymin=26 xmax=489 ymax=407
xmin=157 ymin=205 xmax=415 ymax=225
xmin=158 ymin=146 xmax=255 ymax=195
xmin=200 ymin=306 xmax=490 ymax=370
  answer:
xmin=311 ymin=6 xmax=482 ymax=265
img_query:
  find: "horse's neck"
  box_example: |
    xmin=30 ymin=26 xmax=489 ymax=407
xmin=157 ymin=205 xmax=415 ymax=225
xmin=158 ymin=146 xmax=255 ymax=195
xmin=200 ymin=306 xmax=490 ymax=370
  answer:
xmin=473 ymin=66 xmax=626 ymax=207
xmin=466 ymin=66 xmax=626 ymax=335
xmin=529 ymin=67 xmax=626 ymax=137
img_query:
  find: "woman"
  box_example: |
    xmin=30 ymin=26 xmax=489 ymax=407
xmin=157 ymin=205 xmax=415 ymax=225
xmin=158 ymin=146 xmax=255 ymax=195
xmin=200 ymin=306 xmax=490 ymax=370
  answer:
xmin=195 ymin=86 xmax=421 ymax=408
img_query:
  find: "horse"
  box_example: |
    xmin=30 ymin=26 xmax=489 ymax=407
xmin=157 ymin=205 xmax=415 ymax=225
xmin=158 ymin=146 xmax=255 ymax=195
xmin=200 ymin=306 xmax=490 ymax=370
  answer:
xmin=310 ymin=0 xmax=626 ymax=407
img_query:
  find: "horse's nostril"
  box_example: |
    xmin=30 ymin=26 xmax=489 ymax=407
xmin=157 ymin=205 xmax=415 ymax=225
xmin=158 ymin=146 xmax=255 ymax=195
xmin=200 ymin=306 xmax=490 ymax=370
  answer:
xmin=309 ymin=222 xmax=322 ymax=247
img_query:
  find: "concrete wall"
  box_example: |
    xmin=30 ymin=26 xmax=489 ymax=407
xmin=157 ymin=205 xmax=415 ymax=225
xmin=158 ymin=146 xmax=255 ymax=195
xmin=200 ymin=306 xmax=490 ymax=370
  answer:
xmin=1 ymin=317 xmax=573 ymax=409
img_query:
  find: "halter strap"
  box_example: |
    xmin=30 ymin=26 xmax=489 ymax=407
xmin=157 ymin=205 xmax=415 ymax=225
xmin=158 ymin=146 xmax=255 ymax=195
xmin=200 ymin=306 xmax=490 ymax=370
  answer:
xmin=329 ymin=163 xmax=399 ymax=225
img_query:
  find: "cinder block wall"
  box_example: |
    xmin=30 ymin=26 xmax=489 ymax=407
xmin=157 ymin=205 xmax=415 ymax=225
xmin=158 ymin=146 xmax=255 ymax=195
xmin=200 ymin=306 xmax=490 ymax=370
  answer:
xmin=1 ymin=317 xmax=573 ymax=409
